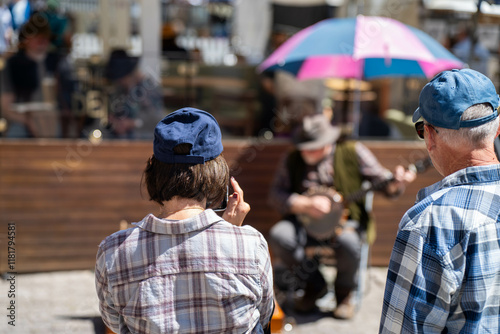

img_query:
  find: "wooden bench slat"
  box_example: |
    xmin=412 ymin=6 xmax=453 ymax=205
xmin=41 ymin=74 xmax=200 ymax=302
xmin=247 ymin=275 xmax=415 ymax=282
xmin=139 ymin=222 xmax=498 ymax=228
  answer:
xmin=0 ymin=139 xmax=439 ymax=272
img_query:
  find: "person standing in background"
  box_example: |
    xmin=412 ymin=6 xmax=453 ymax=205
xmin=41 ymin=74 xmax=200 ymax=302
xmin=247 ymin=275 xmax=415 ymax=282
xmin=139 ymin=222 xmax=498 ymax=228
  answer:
xmin=1 ymin=13 xmax=54 ymax=138
xmin=104 ymin=49 xmax=164 ymax=139
xmin=9 ymin=0 xmax=30 ymax=32
xmin=452 ymin=27 xmax=490 ymax=76
xmin=0 ymin=1 xmax=13 ymax=54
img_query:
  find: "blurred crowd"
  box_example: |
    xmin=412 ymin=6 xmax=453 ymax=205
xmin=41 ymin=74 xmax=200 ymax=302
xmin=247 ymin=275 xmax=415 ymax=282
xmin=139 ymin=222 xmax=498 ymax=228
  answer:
xmin=0 ymin=0 xmax=166 ymax=140
xmin=0 ymin=1 xmax=495 ymax=142
xmin=0 ymin=0 xmax=77 ymax=138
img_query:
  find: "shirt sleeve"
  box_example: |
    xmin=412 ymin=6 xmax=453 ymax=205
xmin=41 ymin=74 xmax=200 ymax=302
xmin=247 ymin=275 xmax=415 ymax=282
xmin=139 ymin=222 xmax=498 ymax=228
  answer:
xmin=95 ymin=243 xmax=121 ymax=332
xmin=379 ymin=221 xmax=457 ymax=333
xmin=257 ymin=236 xmax=275 ymax=329
xmin=355 ymin=142 xmax=403 ymax=198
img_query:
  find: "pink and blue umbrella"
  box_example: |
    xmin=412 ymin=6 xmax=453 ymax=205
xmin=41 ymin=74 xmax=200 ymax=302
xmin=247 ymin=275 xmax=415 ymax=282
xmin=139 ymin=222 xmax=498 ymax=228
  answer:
xmin=258 ymin=16 xmax=464 ymax=80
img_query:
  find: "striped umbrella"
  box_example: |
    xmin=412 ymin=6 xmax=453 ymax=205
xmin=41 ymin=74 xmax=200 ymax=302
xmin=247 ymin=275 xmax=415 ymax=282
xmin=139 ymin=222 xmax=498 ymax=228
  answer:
xmin=258 ymin=15 xmax=464 ymax=80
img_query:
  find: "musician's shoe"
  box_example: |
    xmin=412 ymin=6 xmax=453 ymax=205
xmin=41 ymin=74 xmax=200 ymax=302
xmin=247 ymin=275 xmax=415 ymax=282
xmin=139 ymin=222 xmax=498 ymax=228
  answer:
xmin=332 ymin=292 xmax=355 ymax=320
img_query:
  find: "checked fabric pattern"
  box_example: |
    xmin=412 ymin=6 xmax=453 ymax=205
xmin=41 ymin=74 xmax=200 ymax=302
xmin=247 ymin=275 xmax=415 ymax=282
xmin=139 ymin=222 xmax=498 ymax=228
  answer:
xmin=96 ymin=210 xmax=274 ymax=334
xmin=380 ymin=165 xmax=500 ymax=333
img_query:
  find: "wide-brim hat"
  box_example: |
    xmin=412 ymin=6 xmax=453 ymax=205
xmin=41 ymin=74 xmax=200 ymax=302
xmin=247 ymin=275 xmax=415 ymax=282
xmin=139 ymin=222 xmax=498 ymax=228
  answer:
xmin=105 ymin=49 xmax=139 ymax=81
xmin=293 ymin=114 xmax=341 ymax=150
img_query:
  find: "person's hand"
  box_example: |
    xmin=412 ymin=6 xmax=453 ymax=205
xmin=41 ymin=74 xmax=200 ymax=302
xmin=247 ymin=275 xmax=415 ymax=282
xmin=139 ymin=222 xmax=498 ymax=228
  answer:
xmin=305 ymin=195 xmax=332 ymax=219
xmin=291 ymin=194 xmax=331 ymax=219
xmin=394 ymin=165 xmax=417 ymax=184
xmin=387 ymin=165 xmax=416 ymax=195
xmin=222 ymin=177 xmax=251 ymax=226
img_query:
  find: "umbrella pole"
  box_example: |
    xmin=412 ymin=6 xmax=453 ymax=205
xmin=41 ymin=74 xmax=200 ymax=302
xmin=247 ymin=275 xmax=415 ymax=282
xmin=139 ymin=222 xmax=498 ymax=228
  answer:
xmin=341 ymin=80 xmax=350 ymax=127
xmin=351 ymin=63 xmax=364 ymax=138
xmin=351 ymin=82 xmax=362 ymax=138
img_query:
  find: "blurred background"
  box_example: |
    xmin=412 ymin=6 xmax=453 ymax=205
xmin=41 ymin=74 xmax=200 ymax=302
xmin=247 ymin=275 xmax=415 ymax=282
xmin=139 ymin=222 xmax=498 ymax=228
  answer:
xmin=0 ymin=0 xmax=499 ymax=141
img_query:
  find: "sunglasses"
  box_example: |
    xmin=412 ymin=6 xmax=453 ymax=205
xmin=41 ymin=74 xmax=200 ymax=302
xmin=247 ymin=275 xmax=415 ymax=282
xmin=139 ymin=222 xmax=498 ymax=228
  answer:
xmin=414 ymin=121 xmax=438 ymax=139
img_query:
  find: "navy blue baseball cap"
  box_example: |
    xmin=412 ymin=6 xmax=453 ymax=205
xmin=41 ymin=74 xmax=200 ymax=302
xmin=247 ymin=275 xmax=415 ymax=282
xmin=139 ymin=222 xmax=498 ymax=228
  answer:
xmin=153 ymin=108 xmax=223 ymax=164
xmin=413 ymin=69 xmax=500 ymax=129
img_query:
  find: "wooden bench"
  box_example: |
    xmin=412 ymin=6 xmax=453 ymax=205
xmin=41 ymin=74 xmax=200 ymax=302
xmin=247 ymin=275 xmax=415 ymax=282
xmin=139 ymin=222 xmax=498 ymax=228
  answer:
xmin=0 ymin=139 xmax=440 ymax=273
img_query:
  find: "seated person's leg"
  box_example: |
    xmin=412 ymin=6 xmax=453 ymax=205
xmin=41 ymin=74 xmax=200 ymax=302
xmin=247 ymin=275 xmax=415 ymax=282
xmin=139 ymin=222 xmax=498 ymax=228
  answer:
xmin=333 ymin=225 xmax=362 ymax=319
xmin=269 ymin=218 xmax=328 ymax=312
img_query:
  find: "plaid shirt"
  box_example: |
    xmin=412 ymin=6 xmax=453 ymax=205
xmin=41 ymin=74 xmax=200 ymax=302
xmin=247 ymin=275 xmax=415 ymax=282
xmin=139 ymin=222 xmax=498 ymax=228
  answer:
xmin=95 ymin=210 xmax=274 ymax=334
xmin=380 ymin=164 xmax=500 ymax=333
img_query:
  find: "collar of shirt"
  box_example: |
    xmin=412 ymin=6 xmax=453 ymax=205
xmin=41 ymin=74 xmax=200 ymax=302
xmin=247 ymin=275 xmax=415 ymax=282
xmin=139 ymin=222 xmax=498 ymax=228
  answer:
xmin=416 ymin=164 xmax=500 ymax=203
xmin=133 ymin=209 xmax=224 ymax=235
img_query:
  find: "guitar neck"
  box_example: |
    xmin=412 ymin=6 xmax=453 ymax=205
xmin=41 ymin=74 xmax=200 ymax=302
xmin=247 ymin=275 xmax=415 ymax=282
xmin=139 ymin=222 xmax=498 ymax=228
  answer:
xmin=344 ymin=156 xmax=432 ymax=204
xmin=345 ymin=177 xmax=393 ymax=204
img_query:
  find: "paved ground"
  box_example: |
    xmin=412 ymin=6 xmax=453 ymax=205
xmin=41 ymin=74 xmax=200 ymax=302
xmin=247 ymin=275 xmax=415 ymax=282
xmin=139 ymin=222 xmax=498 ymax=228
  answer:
xmin=0 ymin=267 xmax=388 ymax=333
xmin=276 ymin=266 xmax=387 ymax=334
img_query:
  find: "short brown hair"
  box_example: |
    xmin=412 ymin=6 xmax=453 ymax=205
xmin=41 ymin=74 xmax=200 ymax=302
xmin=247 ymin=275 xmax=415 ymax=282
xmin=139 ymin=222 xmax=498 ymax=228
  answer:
xmin=144 ymin=144 xmax=229 ymax=207
xmin=18 ymin=13 xmax=52 ymax=44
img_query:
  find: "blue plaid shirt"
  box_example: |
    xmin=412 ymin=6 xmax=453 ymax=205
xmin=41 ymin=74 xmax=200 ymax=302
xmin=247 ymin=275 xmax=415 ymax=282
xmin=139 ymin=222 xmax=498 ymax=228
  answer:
xmin=96 ymin=210 xmax=274 ymax=334
xmin=380 ymin=164 xmax=500 ymax=333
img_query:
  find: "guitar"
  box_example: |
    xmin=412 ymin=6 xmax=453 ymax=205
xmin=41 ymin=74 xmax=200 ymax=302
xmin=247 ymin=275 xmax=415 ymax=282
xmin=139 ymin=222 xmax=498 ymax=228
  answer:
xmin=297 ymin=157 xmax=433 ymax=240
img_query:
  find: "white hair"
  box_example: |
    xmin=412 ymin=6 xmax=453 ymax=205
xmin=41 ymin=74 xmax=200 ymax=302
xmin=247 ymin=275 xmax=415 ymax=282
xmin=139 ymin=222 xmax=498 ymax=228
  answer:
xmin=432 ymin=103 xmax=499 ymax=148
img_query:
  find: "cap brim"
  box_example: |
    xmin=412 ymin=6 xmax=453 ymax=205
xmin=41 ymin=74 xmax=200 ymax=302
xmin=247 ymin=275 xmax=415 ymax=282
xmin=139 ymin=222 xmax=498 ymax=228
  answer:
xmin=296 ymin=127 xmax=341 ymax=150
xmin=412 ymin=107 xmax=422 ymax=123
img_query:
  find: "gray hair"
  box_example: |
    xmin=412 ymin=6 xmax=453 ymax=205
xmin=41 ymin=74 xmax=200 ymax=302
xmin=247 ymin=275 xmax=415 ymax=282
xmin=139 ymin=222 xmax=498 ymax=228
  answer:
xmin=433 ymin=103 xmax=499 ymax=148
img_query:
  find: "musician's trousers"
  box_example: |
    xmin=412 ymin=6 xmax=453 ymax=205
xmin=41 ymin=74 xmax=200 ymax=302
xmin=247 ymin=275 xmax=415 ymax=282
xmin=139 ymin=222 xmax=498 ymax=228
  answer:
xmin=269 ymin=216 xmax=362 ymax=297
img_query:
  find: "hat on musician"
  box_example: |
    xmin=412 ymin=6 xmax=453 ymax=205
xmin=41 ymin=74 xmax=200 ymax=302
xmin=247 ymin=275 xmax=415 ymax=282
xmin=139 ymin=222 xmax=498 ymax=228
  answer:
xmin=293 ymin=114 xmax=341 ymax=150
xmin=413 ymin=69 xmax=500 ymax=129
xmin=153 ymin=107 xmax=223 ymax=165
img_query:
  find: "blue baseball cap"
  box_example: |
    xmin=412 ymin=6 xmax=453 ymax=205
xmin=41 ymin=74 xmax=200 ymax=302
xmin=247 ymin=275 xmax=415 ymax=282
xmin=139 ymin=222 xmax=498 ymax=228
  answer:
xmin=153 ymin=108 xmax=223 ymax=164
xmin=413 ymin=69 xmax=500 ymax=129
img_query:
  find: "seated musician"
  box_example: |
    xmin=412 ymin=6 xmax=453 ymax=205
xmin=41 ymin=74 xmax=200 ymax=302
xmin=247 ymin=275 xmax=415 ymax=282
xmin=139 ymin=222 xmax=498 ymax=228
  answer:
xmin=268 ymin=114 xmax=415 ymax=319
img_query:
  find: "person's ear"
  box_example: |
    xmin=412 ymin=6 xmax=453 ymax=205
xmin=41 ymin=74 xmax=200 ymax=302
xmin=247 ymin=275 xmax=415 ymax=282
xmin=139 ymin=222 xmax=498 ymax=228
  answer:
xmin=425 ymin=124 xmax=437 ymax=151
